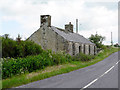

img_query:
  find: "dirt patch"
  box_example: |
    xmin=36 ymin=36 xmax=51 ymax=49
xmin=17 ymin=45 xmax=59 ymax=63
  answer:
xmin=26 ymin=64 xmax=67 ymax=79
xmin=69 ymin=64 xmax=76 ymax=67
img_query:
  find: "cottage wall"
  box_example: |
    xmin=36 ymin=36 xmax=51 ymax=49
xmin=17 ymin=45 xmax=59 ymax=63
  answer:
xmin=90 ymin=45 xmax=94 ymax=55
xmin=94 ymin=46 xmax=97 ymax=55
xmin=29 ymin=25 xmax=70 ymax=53
xmin=84 ymin=44 xmax=89 ymax=55
xmin=81 ymin=44 xmax=84 ymax=54
xmin=44 ymin=26 xmax=57 ymax=51
xmin=74 ymin=43 xmax=80 ymax=55
xmin=29 ymin=26 xmax=56 ymax=52
xmin=56 ymin=33 xmax=65 ymax=52
xmin=68 ymin=42 xmax=73 ymax=55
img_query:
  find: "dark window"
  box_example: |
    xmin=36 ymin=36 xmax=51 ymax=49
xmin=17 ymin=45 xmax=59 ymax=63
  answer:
xmin=89 ymin=45 xmax=91 ymax=55
xmin=79 ymin=46 xmax=81 ymax=53
xmin=94 ymin=46 xmax=96 ymax=55
xmin=72 ymin=43 xmax=75 ymax=55
xmin=84 ymin=45 xmax=85 ymax=54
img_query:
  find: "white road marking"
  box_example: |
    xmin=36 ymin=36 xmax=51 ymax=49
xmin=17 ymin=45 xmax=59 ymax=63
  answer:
xmin=82 ymin=78 xmax=98 ymax=89
xmin=104 ymin=66 xmax=114 ymax=74
xmin=99 ymin=72 xmax=106 ymax=78
xmin=116 ymin=60 xmax=120 ymax=64
xmin=81 ymin=60 xmax=120 ymax=90
xmin=116 ymin=62 xmax=118 ymax=64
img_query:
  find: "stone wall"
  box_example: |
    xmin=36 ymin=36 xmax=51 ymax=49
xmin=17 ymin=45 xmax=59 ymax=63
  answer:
xmin=28 ymin=25 xmax=70 ymax=53
xmin=81 ymin=44 xmax=84 ymax=54
xmin=85 ymin=44 xmax=89 ymax=55
xmin=29 ymin=27 xmax=96 ymax=56
xmin=29 ymin=25 xmax=57 ymax=52
xmin=68 ymin=42 xmax=73 ymax=55
xmin=56 ymin=32 xmax=65 ymax=52
xmin=74 ymin=43 xmax=80 ymax=55
xmin=94 ymin=46 xmax=97 ymax=55
xmin=90 ymin=45 xmax=94 ymax=55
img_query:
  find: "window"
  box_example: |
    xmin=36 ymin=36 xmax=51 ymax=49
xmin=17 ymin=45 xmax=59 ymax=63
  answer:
xmin=79 ymin=46 xmax=81 ymax=53
xmin=72 ymin=43 xmax=75 ymax=55
xmin=94 ymin=46 xmax=96 ymax=55
xmin=89 ymin=45 xmax=91 ymax=55
xmin=84 ymin=45 xmax=85 ymax=54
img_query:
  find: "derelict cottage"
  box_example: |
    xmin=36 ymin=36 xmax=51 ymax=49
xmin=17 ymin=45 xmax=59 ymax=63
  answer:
xmin=28 ymin=15 xmax=97 ymax=56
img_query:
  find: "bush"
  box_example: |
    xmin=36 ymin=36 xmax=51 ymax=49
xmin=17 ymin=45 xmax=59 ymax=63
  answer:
xmin=2 ymin=37 xmax=17 ymax=58
xmin=51 ymin=51 xmax=71 ymax=65
xmin=2 ymin=37 xmax=43 ymax=58
xmin=72 ymin=53 xmax=95 ymax=61
xmin=2 ymin=54 xmax=46 ymax=79
xmin=2 ymin=50 xmax=96 ymax=79
xmin=2 ymin=50 xmax=73 ymax=79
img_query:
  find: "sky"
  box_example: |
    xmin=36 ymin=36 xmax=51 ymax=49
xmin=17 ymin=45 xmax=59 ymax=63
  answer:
xmin=0 ymin=0 xmax=119 ymax=45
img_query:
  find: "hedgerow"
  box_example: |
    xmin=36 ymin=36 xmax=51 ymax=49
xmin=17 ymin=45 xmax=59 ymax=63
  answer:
xmin=2 ymin=50 xmax=73 ymax=79
xmin=2 ymin=48 xmax=96 ymax=79
xmin=2 ymin=37 xmax=43 ymax=58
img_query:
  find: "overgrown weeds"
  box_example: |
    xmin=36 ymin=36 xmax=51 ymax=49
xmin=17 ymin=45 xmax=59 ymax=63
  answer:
xmin=72 ymin=53 xmax=95 ymax=61
xmin=2 ymin=47 xmax=118 ymax=88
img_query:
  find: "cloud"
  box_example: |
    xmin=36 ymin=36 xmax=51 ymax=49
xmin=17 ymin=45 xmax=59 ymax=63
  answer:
xmin=0 ymin=0 xmax=118 ymax=45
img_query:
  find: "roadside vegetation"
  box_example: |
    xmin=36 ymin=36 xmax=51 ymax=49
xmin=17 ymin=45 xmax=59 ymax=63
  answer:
xmin=2 ymin=47 xmax=118 ymax=88
xmin=89 ymin=33 xmax=105 ymax=49
xmin=1 ymin=34 xmax=119 ymax=88
xmin=2 ymin=34 xmax=43 ymax=58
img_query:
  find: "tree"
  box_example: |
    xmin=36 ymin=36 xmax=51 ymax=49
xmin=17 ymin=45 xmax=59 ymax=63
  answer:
xmin=114 ymin=43 xmax=120 ymax=47
xmin=89 ymin=34 xmax=105 ymax=48
xmin=16 ymin=34 xmax=21 ymax=43
xmin=3 ymin=34 xmax=9 ymax=39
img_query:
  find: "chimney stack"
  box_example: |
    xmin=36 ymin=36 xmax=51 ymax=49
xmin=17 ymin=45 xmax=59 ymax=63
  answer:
xmin=40 ymin=15 xmax=51 ymax=27
xmin=65 ymin=22 xmax=73 ymax=33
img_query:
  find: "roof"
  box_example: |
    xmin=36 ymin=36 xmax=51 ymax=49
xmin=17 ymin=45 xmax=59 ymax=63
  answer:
xmin=51 ymin=26 xmax=95 ymax=45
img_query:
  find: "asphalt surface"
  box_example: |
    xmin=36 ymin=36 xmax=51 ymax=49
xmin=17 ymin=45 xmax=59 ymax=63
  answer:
xmin=16 ymin=51 xmax=119 ymax=89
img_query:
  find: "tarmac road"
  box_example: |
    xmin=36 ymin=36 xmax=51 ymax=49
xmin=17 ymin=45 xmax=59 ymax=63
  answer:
xmin=16 ymin=51 xmax=119 ymax=89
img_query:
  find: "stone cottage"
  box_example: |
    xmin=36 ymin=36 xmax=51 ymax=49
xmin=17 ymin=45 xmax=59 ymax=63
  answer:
xmin=28 ymin=15 xmax=97 ymax=56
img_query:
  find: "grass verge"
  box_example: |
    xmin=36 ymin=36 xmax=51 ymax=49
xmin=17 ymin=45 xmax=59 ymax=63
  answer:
xmin=2 ymin=47 xmax=119 ymax=89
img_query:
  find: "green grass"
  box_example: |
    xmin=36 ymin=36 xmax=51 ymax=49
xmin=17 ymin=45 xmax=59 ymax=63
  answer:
xmin=2 ymin=47 xmax=119 ymax=89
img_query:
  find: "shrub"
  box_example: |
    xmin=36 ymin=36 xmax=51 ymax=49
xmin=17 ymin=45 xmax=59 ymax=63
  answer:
xmin=51 ymin=51 xmax=70 ymax=65
xmin=2 ymin=37 xmax=17 ymax=58
xmin=2 ymin=50 xmax=73 ymax=79
xmin=2 ymin=37 xmax=43 ymax=58
xmin=2 ymin=54 xmax=45 ymax=79
xmin=23 ymin=40 xmax=43 ymax=57
xmin=72 ymin=53 xmax=95 ymax=61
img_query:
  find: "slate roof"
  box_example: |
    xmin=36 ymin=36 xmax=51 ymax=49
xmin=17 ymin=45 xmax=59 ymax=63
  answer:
xmin=51 ymin=26 xmax=95 ymax=45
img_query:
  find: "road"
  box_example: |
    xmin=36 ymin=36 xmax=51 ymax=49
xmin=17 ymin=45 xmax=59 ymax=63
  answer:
xmin=16 ymin=51 xmax=119 ymax=89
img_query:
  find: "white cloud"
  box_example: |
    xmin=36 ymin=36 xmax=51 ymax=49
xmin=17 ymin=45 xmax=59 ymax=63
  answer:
xmin=0 ymin=0 xmax=118 ymax=45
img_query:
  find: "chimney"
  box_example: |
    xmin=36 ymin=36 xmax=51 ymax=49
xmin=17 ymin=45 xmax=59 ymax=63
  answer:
xmin=40 ymin=15 xmax=51 ymax=27
xmin=76 ymin=19 xmax=78 ymax=33
xmin=65 ymin=22 xmax=73 ymax=33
